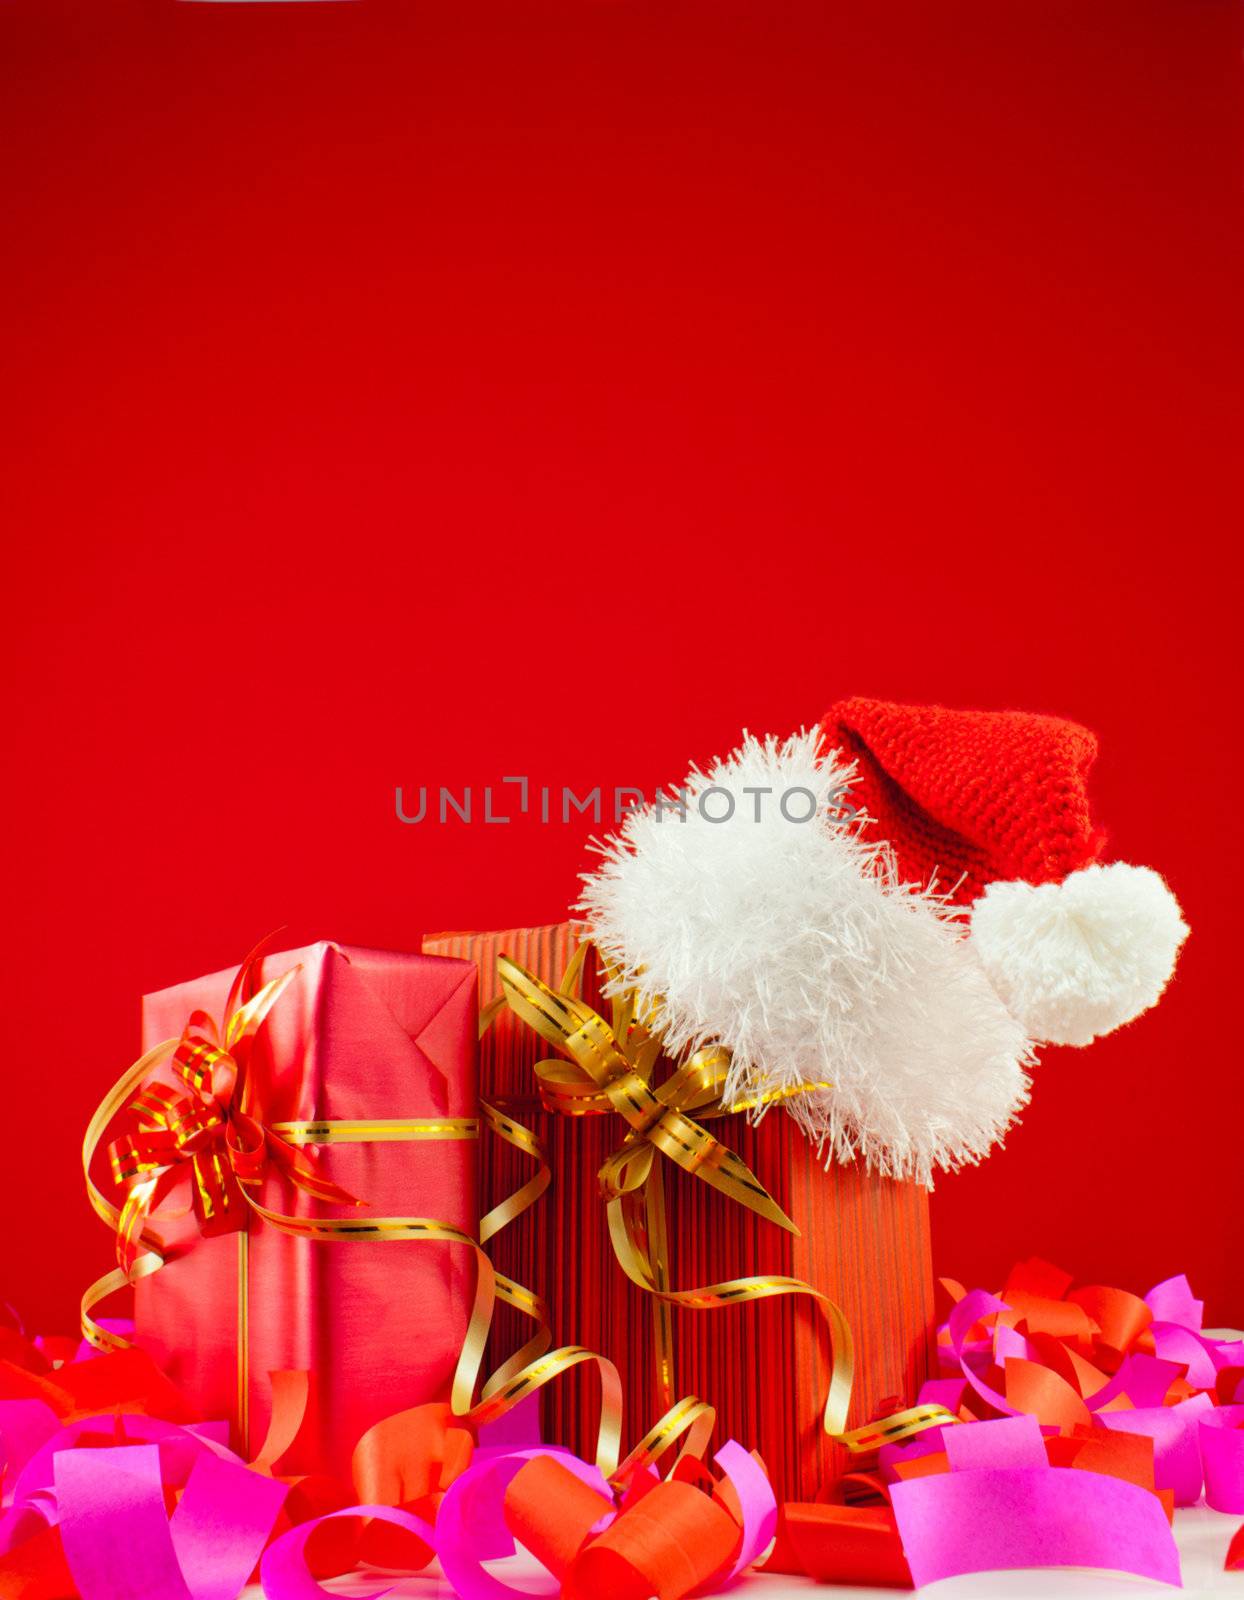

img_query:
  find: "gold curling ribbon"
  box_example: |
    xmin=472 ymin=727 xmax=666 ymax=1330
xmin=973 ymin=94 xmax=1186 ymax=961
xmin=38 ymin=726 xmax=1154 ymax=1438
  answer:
xmin=497 ymin=945 xmax=957 ymax=1455
xmin=478 ymin=1100 xmax=550 ymax=1246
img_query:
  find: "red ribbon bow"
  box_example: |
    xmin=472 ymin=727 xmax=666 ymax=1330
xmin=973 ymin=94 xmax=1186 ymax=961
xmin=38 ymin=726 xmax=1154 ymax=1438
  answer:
xmin=107 ymin=949 xmax=360 ymax=1275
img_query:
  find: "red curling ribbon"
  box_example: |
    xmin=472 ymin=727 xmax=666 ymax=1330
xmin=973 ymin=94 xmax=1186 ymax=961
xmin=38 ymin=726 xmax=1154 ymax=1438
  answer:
xmin=503 ymin=1454 xmax=616 ymax=1576
xmin=0 ymin=1345 xmax=197 ymax=1425
xmin=766 ymin=1503 xmax=914 ymax=1588
xmin=563 ymin=1480 xmax=741 ymax=1600
xmin=349 ymin=1401 xmax=474 ymax=1569
xmin=504 ymin=1451 xmax=754 ymax=1600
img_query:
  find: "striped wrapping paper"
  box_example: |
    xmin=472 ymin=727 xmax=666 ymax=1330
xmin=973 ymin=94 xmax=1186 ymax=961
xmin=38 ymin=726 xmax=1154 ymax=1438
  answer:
xmin=423 ymin=922 xmax=935 ymax=1499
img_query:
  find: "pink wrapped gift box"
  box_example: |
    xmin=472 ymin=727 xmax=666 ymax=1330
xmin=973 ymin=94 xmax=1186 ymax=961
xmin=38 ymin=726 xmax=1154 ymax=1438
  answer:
xmin=133 ymin=941 xmax=478 ymax=1477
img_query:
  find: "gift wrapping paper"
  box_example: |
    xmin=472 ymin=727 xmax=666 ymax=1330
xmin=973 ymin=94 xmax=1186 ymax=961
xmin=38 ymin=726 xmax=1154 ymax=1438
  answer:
xmin=132 ymin=940 xmax=479 ymax=1478
xmin=423 ymin=922 xmax=935 ymax=1498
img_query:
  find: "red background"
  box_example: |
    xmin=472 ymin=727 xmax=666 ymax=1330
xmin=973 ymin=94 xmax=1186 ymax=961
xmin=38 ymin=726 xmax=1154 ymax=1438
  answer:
xmin=3 ymin=1 xmax=1241 ymax=1337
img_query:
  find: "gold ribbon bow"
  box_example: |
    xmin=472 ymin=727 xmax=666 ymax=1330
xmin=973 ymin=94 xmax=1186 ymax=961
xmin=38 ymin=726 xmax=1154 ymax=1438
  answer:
xmin=501 ymin=943 xmax=804 ymax=1235
xmin=106 ymin=960 xmax=362 ymax=1276
xmin=499 ymin=944 xmax=957 ymax=1453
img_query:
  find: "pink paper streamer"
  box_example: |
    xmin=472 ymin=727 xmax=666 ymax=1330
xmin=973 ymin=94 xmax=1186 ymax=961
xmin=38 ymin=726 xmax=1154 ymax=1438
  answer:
xmin=993 ymin=1323 xmax=1036 ymax=1364
xmin=1151 ymin=1322 xmax=1222 ymax=1389
xmin=260 ymin=1504 xmax=437 ymax=1600
xmin=917 ymin=1377 xmax=965 ymax=1411
xmin=1200 ymin=1406 xmax=1244 ymax=1514
xmin=170 ymin=1449 xmax=288 ymax=1600
xmin=54 ymin=1440 xmax=286 ymax=1600
xmin=890 ymin=1466 xmax=1182 ymax=1588
xmin=947 ymin=1290 xmax=1019 ymax=1416
xmin=56 ymin=1445 xmax=196 ymax=1600
xmin=943 ymin=1413 xmax=1047 ymax=1472
xmin=699 ymin=1440 xmax=779 ymax=1585
xmin=1146 ymin=1275 xmax=1205 ymax=1332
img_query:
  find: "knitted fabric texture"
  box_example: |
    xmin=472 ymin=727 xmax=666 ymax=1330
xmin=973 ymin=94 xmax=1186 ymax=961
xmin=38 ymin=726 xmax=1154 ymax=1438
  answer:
xmin=820 ymin=697 xmax=1108 ymax=907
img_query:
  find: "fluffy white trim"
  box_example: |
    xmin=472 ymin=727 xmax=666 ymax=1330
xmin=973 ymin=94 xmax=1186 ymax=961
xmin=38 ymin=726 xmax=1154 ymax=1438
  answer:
xmin=576 ymin=729 xmax=1033 ymax=1187
xmin=970 ymin=862 xmax=1189 ymax=1047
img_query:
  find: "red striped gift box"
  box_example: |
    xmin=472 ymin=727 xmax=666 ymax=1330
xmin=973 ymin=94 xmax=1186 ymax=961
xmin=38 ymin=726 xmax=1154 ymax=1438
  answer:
xmin=424 ymin=922 xmax=934 ymax=1499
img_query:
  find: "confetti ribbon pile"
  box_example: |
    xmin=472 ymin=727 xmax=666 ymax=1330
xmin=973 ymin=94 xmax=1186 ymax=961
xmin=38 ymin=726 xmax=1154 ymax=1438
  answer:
xmin=929 ymin=1257 xmax=1244 ymax=1509
xmin=3 ymin=1258 xmax=1244 ymax=1595
xmin=765 ymin=1257 xmax=1244 ymax=1588
xmin=0 ymin=1302 xmax=777 ymax=1600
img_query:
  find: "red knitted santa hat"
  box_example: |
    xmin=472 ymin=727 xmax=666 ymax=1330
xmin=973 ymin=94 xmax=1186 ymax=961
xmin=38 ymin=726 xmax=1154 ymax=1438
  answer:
xmin=820 ymin=697 xmax=1188 ymax=1048
xmin=820 ymin=697 xmax=1108 ymax=906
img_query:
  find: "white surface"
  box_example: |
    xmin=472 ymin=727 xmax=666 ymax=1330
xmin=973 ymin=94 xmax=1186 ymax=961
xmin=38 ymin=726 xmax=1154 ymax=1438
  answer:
xmin=241 ymin=1505 xmax=1243 ymax=1597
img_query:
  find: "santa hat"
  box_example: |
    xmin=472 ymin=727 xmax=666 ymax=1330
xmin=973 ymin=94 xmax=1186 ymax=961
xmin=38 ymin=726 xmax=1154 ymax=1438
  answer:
xmin=577 ymin=727 xmax=1033 ymax=1184
xmin=821 ymin=697 xmax=1189 ymax=1048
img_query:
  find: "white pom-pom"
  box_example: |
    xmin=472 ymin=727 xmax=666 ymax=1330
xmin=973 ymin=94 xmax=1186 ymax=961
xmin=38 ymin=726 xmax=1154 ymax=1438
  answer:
xmin=576 ymin=729 xmax=1033 ymax=1187
xmin=969 ymin=862 xmax=1189 ymax=1048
